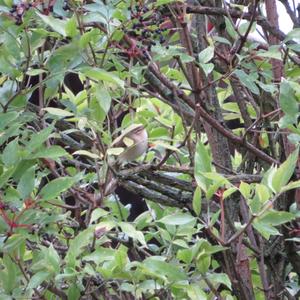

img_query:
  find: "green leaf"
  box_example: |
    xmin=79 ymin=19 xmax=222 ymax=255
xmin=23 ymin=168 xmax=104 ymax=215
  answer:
xmin=256 ymin=81 xmax=276 ymax=94
xmin=142 ymin=257 xmax=187 ymax=281
xmin=206 ymin=176 xmax=227 ymax=200
xmin=280 ymin=115 xmax=299 ymax=129
xmin=272 ymin=148 xmax=299 ymax=192
xmin=65 ymin=16 xmax=78 ymax=38
xmin=119 ymin=222 xmax=146 ymax=246
xmin=54 ymin=269 xmax=78 ymax=282
xmin=199 ymin=63 xmax=214 ymax=76
xmin=39 ymin=177 xmax=76 ymax=201
xmin=0 ymin=112 xmax=19 ymax=130
xmin=256 ymin=46 xmax=282 ymax=60
xmin=73 ymin=150 xmax=101 ymax=159
xmin=284 ymin=28 xmax=300 ymax=42
xmin=177 ymin=248 xmax=193 ymax=264
xmin=2 ymin=138 xmax=20 ymax=166
xmin=83 ymin=247 xmax=115 ymax=265
xmin=234 ymin=70 xmax=259 ymax=95
xmin=155 ymin=0 xmax=178 ymax=6
xmin=198 ymin=46 xmax=214 ymax=64
xmin=89 ymin=208 xmax=109 ymax=224
xmin=255 ymin=184 xmax=270 ymax=203
xmin=114 ymin=245 xmax=128 ymax=272
xmin=26 ymin=69 xmax=47 ymax=76
xmin=192 ymin=186 xmax=202 ymax=216
xmin=279 ymin=81 xmax=299 ymax=120
xmin=79 ymin=28 xmax=101 ymax=48
xmin=79 ymin=67 xmax=124 ymax=88
xmin=213 ymin=36 xmax=232 ymax=45
xmin=179 ymin=53 xmax=195 ymax=63
xmin=194 ymin=141 xmax=212 ymax=192
xmin=17 ymin=165 xmax=35 ymax=199
xmin=31 ymin=145 xmax=69 ymax=159
xmin=42 ymin=107 xmax=74 ymax=117
xmin=258 ymin=210 xmax=295 ymax=226
xmin=2 ymin=234 xmax=26 ymax=253
xmin=107 ymin=147 xmax=124 ymax=156
xmin=27 ymin=271 xmax=51 ymax=290
xmin=95 ymin=85 xmax=112 ymax=114
xmin=187 ymin=284 xmax=207 ymax=300
xmin=223 ymin=186 xmax=238 ymax=199
xmin=253 ymin=220 xmax=280 ymax=240
xmin=239 ymin=181 xmax=251 ymax=199
xmin=44 ymin=244 xmax=61 ymax=274
xmin=248 ymin=196 xmax=262 ymax=215
xmin=123 ymin=137 xmax=134 ymax=147
xmin=65 ymin=227 xmax=94 ymax=267
xmin=67 ymin=283 xmax=81 ymax=300
xmin=0 ymin=123 xmax=21 ymax=147
xmin=26 ymin=125 xmax=54 ymax=153
xmin=225 ymin=16 xmax=238 ymax=39
xmin=206 ymin=273 xmax=232 ymax=290
xmin=0 ymin=255 xmax=18 ymax=294
xmin=196 ymin=254 xmax=210 ymax=274
xmin=158 ymin=213 xmax=195 ymax=225
xmin=151 ymin=141 xmax=180 ymax=152
xmin=262 ymin=165 xmax=277 ymax=193
xmin=204 ymin=172 xmax=229 ymax=183
xmin=281 ymin=179 xmax=300 ymax=192
xmin=238 ymin=21 xmax=256 ymax=36
xmin=210 ymin=210 xmax=221 ymax=226
xmin=172 ymin=239 xmax=189 ymax=248
xmin=37 ymin=12 xmax=66 ymax=36
xmin=288 ymin=134 xmax=300 ymax=144
xmin=0 ymin=166 xmax=16 ymax=189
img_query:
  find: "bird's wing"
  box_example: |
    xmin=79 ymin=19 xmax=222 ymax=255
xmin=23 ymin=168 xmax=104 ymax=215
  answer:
xmin=110 ymin=123 xmax=143 ymax=147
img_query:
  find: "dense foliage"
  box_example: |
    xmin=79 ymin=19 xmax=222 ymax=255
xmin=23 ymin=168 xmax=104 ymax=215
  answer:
xmin=0 ymin=0 xmax=300 ymax=299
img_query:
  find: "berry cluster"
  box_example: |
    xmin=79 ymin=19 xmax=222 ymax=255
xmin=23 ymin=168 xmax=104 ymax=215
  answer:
xmin=126 ymin=3 xmax=173 ymax=52
xmin=63 ymin=0 xmax=70 ymax=11
xmin=9 ymin=1 xmax=56 ymax=25
xmin=9 ymin=2 xmax=32 ymax=25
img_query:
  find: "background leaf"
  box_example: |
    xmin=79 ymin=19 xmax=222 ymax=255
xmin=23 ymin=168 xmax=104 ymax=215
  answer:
xmin=39 ymin=177 xmax=76 ymax=201
xmin=194 ymin=141 xmax=212 ymax=192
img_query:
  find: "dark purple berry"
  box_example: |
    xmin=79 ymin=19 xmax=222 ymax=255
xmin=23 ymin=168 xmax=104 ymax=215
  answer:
xmin=15 ymin=18 xmax=22 ymax=25
xmin=130 ymin=31 xmax=138 ymax=37
xmin=159 ymin=36 xmax=165 ymax=43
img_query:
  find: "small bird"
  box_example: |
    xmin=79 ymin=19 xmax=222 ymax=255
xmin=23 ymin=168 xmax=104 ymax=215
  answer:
xmin=109 ymin=123 xmax=148 ymax=165
xmin=104 ymin=124 xmax=148 ymax=196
